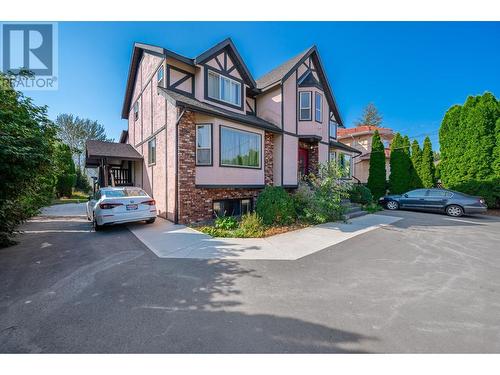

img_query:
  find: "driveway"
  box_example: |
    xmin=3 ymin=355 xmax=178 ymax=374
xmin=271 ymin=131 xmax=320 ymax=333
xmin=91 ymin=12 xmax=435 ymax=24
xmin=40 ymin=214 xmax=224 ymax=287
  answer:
xmin=0 ymin=209 xmax=499 ymax=353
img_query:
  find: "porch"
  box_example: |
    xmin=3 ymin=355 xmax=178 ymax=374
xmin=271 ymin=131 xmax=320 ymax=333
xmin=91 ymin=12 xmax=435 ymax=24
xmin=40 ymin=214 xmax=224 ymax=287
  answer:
xmin=85 ymin=140 xmax=143 ymax=188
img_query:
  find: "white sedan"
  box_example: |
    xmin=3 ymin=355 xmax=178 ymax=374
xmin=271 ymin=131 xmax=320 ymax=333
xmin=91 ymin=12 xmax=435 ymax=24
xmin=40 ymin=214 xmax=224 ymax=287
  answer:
xmin=87 ymin=187 xmax=157 ymax=231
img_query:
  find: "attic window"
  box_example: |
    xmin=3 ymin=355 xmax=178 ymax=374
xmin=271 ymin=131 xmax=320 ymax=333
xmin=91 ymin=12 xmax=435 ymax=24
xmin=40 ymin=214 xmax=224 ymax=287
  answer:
xmin=157 ymin=66 xmax=164 ymax=84
xmin=207 ymin=70 xmax=241 ymax=107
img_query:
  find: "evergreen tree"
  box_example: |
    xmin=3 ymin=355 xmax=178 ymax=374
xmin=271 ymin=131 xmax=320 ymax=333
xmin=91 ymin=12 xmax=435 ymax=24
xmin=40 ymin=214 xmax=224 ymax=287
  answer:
xmin=420 ymin=137 xmax=436 ymax=188
xmin=493 ymin=118 xmax=500 ymax=178
xmin=389 ymin=133 xmax=411 ymax=194
xmin=439 ymin=93 xmax=499 ymax=186
xmin=355 ymin=103 xmax=383 ymax=127
xmin=367 ymin=130 xmax=387 ymax=200
xmin=409 ymin=139 xmax=423 ymax=189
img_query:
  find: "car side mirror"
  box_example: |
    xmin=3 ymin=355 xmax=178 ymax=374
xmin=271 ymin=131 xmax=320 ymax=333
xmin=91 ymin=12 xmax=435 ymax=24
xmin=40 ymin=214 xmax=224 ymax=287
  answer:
xmin=404 ymin=194 xmax=408 ymax=198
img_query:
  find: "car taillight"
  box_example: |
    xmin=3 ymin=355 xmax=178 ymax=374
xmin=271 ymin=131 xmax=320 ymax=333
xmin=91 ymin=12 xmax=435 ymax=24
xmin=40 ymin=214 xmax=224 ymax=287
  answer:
xmin=141 ymin=200 xmax=156 ymax=206
xmin=99 ymin=203 xmax=123 ymax=209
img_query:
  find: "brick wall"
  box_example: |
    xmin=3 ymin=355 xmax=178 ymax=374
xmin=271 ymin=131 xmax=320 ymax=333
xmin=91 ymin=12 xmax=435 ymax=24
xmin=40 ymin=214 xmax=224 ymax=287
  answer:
xmin=177 ymin=110 xmax=274 ymax=224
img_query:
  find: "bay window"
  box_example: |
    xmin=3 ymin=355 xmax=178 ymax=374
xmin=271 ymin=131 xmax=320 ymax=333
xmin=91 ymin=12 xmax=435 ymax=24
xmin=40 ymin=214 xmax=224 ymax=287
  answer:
xmin=207 ymin=70 xmax=241 ymax=107
xmin=196 ymin=124 xmax=212 ymax=165
xmin=315 ymin=92 xmax=322 ymax=122
xmin=299 ymin=91 xmax=312 ymax=121
xmin=220 ymin=126 xmax=261 ymax=168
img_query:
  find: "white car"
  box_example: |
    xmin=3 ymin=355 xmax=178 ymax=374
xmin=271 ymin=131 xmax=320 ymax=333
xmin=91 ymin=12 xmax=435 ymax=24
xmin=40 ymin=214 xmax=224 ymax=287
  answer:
xmin=87 ymin=187 xmax=157 ymax=231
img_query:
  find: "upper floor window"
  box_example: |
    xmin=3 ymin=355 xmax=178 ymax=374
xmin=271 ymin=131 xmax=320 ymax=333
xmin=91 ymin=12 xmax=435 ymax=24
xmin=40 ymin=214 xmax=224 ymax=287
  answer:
xmin=148 ymin=138 xmax=156 ymax=165
xmin=196 ymin=124 xmax=212 ymax=165
xmin=315 ymin=92 xmax=322 ymax=122
xmin=329 ymin=120 xmax=337 ymax=138
xmin=157 ymin=66 xmax=164 ymax=83
xmin=133 ymin=101 xmax=139 ymax=121
xmin=207 ymin=70 xmax=241 ymax=107
xmin=299 ymin=91 xmax=312 ymax=121
xmin=220 ymin=126 xmax=261 ymax=168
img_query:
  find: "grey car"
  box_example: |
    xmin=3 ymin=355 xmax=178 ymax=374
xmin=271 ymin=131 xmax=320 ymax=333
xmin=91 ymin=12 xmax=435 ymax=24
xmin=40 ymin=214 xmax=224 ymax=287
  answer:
xmin=378 ymin=188 xmax=487 ymax=217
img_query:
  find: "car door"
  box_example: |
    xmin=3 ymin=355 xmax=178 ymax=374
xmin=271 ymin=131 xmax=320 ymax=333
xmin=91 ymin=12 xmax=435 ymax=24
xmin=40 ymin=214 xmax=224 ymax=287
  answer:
xmin=399 ymin=189 xmax=429 ymax=209
xmin=425 ymin=190 xmax=451 ymax=211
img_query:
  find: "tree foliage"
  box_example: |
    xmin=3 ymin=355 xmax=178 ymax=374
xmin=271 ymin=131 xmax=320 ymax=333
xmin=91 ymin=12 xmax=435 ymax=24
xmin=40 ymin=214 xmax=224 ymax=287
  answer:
xmin=409 ymin=139 xmax=423 ymax=189
xmin=0 ymin=73 xmax=58 ymax=246
xmin=54 ymin=143 xmax=76 ymax=198
xmin=389 ymin=133 xmax=412 ymax=194
xmin=420 ymin=136 xmax=436 ymax=188
xmin=355 ymin=103 xmax=383 ymax=127
xmin=439 ymin=93 xmax=499 ymax=186
xmin=367 ymin=130 xmax=387 ymax=200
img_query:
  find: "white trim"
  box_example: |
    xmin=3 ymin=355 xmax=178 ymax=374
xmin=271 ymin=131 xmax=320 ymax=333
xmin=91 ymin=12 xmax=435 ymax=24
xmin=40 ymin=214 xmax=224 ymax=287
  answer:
xmin=299 ymin=91 xmax=312 ymax=121
xmin=207 ymin=70 xmax=242 ymax=106
xmin=196 ymin=124 xmax=212 ymax=165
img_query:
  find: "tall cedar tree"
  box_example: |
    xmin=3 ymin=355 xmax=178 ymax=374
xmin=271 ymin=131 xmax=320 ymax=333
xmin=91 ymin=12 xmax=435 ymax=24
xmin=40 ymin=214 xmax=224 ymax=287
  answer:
xmin=439 ymin=93 xmax=499 ymax=186
xmin=367 ymin=130 xmax=387 ymax=200
xmin=409 ymin=139 xmax=423 ymax=189
xmin=389 ymin=133 xmax=411 ymax=194
xmin=355 ymin=103 xmax=383 ymax=127
xmin=420 ymin=136 xmax=436 ymax=188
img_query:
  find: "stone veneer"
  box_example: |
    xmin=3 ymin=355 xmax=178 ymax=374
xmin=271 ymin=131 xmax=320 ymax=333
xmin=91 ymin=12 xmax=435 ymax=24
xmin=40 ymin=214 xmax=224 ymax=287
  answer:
xmin=177 ymin=110 xmax=274 ymax=224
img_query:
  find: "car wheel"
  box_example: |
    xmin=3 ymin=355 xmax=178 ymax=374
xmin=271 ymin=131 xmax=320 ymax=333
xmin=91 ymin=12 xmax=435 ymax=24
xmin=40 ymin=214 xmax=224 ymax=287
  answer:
xmin=446 ymin=205 xmax=464 ymax=217
xmin=93 ymin=215 xmax=101 ymax=231
xmin=146 ymin=218 xmax=156 ymax=224
xmin=386 ymin=200 xmax=399 ymax=210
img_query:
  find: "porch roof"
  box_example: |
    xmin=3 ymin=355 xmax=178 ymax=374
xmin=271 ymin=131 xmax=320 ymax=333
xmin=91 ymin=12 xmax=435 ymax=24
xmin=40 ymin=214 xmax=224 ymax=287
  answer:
xmin=329 ymin=139 xmax=362 ymax=154
xmin=85 ymin=140 xmax=143 ymax=167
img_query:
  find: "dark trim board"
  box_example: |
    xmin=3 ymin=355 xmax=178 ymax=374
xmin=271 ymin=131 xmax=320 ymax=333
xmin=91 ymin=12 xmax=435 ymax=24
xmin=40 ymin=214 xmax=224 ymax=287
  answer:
xmin=282 ymin=185 xmax=299 ymax=189
xmin=195 ymin=184 xmax=265 ymax=189
xmin=218 ymin=125 xmax=263 ymax=170
xmin=203 ymin=65 xmax=245 ymax=111
xmin=167 ymin=65 xmax=195 ymax=96
xmin=298 ymin=91 xmax=312 ymax=121
xmin=195 ymin=123 xmax=214 ymax=167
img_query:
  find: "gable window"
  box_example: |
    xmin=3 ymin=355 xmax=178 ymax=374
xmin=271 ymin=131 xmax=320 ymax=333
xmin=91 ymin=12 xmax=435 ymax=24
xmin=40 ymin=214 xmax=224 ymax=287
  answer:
xmin=196 ymin=124 xmax=212 ymax=165
xmin=299 ymin=91 xmax=312 ymax=121
xmin=157 ymin=66 xmax=164 ymax=83
xmin=148 ymin=138 xmax=156 ymax=165
xmin=207 ymin=70 xmax=241 ymax=106
xmin=133 ymin=101 xmax=139 ymax=121
xmin=220 ymin=126 xmax=261 ymax=168
xmin=315 ymin=92 xmax=323 ymax=122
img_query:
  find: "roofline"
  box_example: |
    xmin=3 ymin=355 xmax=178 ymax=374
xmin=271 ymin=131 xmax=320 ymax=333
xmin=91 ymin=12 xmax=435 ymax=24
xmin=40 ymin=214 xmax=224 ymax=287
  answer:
xmin=121 ymin=42 xmax=194 ymax=120
xmin=194 ymin=37 xmax=256 ymax=88
xmin=329 ymin=140 xmax=362 ymax=154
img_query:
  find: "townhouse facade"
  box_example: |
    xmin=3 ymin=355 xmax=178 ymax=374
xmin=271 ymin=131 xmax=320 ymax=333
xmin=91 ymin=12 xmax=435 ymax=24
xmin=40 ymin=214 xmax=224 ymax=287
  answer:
xmin=85 ymin=38 xmax=360 ymax=224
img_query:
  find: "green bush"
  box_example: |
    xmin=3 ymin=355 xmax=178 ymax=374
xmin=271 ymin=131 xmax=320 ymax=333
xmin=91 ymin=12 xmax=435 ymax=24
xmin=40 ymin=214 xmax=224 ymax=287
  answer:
xmin=448 ymin=178 xmax=500 ymax=208
xmin=349 ymin=184 xmax=373 ymax=204
xmin=234 ymin=213 xmax=265 ymax=238
xmin=255 ymin=186 xmax=296 ymax=226
xmin=214 ymin=215 xmax=238 ymax=230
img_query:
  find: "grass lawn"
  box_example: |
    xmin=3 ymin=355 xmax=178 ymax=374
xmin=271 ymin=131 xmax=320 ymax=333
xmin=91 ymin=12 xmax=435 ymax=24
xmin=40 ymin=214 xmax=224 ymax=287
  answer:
xmin=52 ymin=191 xmax=89 ymax=205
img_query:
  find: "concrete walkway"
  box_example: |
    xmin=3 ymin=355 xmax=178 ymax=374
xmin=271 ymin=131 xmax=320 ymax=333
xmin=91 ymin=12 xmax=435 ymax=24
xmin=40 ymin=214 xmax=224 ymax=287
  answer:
xmin=128 ymin=214 xmax=402 ymax=260
xmin=40 ymin=203 xmax=87 ymax=217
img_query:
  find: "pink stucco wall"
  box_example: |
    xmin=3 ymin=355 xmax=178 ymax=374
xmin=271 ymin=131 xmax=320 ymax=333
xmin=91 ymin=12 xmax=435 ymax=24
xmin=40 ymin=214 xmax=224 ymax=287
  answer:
xmin=194 ymin=114 xmax=265 ymax=186
xmin=297 ymin=87 xmax=329 ymax=141
xmin=282 ymin=75 xmax=296 ymax=133
xmin=282 ymin=134 xmax=298 ymax=186
xmin=256 ymin=86 xmax=281 ymax=127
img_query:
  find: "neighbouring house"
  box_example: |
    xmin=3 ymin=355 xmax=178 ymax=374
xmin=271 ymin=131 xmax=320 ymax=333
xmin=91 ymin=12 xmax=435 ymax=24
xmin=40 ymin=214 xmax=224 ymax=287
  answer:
xmin=337 ymin=125 xmax=394 ymax=183
xmin=85 ymin=38 xmax=360 ymax=224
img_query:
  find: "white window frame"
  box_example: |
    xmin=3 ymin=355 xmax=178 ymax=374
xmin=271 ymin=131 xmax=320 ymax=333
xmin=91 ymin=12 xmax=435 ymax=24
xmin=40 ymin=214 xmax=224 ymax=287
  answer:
xmin=148 ymin=138 xmax=156 ymax=165
xmin=157 ymin=66 xmax=164 ymax=83
xmin=220 ymin=126 xmax=262 ymax=169
xmin=207 ymin=70 xmax=242 ymax=107
xmin=299 ymin=91 xmax=312 ymax=121
xmin=196 ymin=124 xmax=212 ymax=166
xmin=329 ymin=119 xmax=337 ymax=139
xmin=315 ymin=92 xmax=323 ymax=123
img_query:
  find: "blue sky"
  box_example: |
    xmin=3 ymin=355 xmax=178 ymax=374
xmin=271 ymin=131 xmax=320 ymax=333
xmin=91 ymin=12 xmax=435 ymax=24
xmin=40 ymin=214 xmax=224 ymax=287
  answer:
xmin=26 ymin=21 xmax=500 ymax=149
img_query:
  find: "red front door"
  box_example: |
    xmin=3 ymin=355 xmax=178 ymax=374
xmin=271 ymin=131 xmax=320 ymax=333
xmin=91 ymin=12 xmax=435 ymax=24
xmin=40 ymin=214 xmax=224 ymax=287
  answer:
xmin=298 ymin=147 xmax=309 ymax=176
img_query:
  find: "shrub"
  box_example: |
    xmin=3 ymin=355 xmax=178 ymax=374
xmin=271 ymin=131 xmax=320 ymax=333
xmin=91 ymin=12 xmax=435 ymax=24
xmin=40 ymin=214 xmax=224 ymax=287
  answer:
xmin=448 ymin=178 xmax=500 ymax=208
xmin=349 ymin=184 xmax=373 ymax=204
xmin=255 ymin=186 xmax=296 ymax=226
xmin=234 ymin=213 xmax=265 ymax=238
xmin=301 ymin=162 xmax=350 ymax=224
xmin=214 ymin=215 xmax=238 ymax=230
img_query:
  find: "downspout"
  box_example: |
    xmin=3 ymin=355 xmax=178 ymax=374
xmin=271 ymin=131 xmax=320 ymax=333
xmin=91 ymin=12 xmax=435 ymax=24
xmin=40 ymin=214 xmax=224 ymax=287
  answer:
xmin=174 ymin=107 xmax=186 ymax=224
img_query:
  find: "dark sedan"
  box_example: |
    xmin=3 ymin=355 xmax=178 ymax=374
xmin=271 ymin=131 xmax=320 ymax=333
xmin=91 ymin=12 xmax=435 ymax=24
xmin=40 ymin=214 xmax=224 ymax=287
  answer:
xmin=379 ymin=188 xmax=487 ymax=217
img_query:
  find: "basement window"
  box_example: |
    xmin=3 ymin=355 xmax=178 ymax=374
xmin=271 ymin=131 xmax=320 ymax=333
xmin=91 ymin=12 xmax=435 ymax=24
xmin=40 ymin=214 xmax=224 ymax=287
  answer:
xmin=213 ymin=198 xmax=252 ymax=218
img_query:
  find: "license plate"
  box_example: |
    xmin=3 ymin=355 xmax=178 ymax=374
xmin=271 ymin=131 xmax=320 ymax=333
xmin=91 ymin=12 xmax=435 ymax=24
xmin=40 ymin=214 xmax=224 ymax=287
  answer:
xmin=126 ymin=204 xmax=138 ymax=210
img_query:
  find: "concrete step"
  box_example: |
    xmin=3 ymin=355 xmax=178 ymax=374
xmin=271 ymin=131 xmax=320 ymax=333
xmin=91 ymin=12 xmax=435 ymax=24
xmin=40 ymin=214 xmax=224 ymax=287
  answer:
xmin=345 ymin=210 xmax=369 ymax=220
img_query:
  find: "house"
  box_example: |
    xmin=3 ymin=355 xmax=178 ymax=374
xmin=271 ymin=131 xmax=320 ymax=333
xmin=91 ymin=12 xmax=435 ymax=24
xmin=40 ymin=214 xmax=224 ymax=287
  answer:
xmin=85 ymin=38 xmax=360 ymax=224
xmin=337 ymin=125 xmax=394 ymax=183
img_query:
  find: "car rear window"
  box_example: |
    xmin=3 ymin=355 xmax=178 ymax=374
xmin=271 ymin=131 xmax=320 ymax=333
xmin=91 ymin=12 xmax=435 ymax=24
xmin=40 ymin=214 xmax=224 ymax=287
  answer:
xmin=103 ymin=189 xmax=148 ymax=197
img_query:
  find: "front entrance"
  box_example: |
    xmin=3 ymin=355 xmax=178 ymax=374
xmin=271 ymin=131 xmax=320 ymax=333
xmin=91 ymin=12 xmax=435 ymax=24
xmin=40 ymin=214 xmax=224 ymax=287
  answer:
xmin=298 ymin=147 xmax=309 ymax=176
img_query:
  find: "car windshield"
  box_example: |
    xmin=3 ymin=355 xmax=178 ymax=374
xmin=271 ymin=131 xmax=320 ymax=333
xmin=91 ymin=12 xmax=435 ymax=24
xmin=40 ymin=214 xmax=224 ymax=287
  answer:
xmin=103 ymin=189 xmax=148 ymax=197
